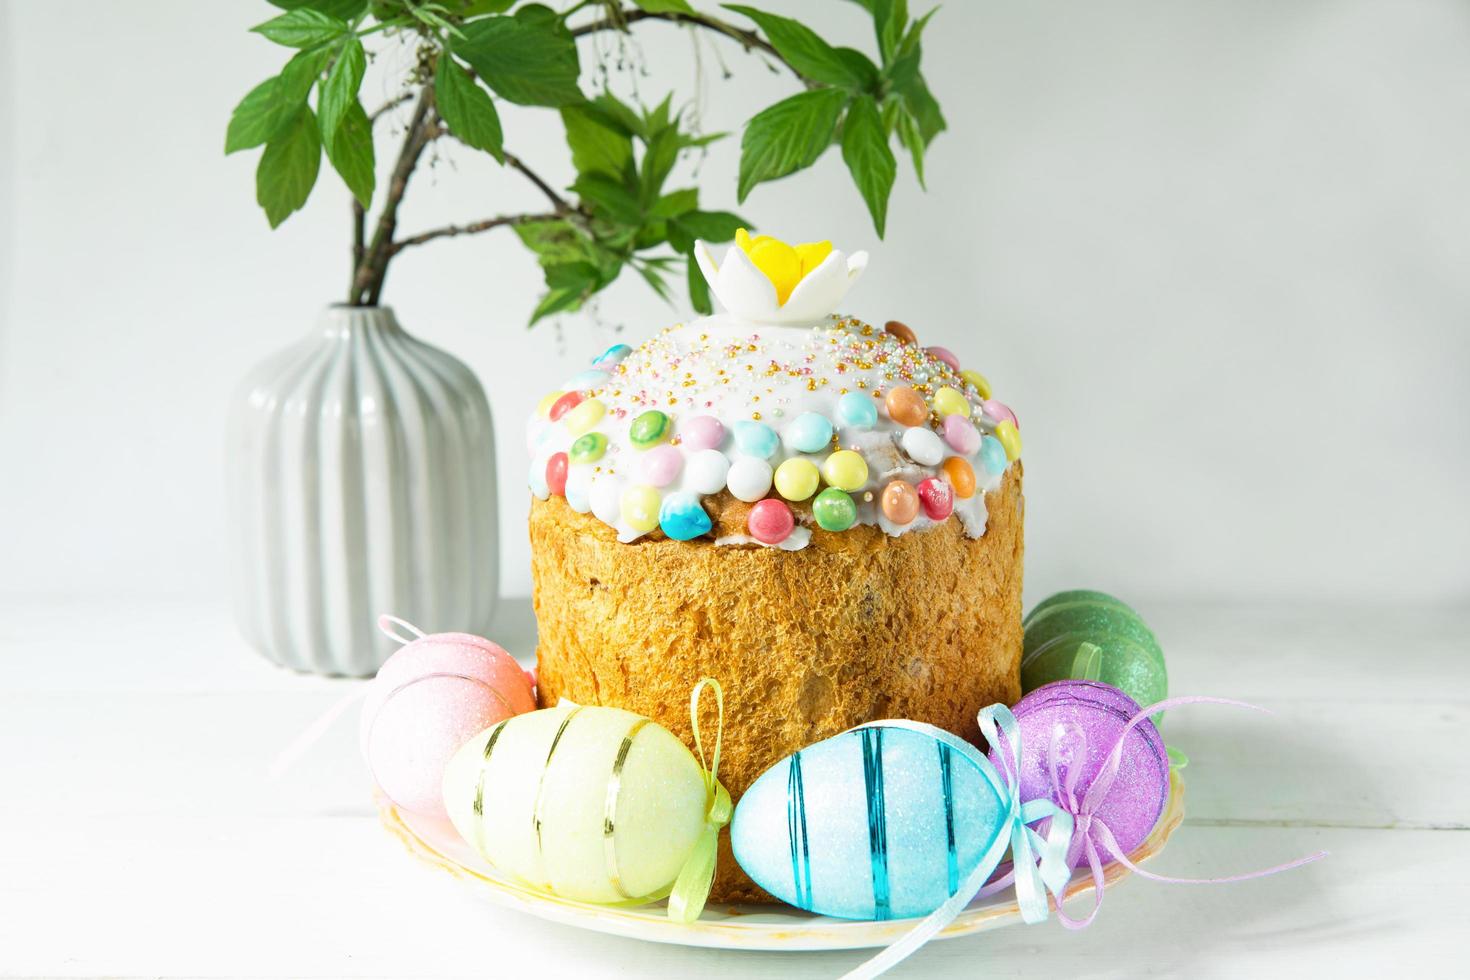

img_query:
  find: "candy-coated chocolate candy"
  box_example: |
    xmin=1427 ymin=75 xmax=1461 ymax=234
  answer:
xmin=545 ymin=453 xmax=568 ymax=496
xmin=629 ymin=410 xmax=671 ymax=449
xmin=727 ymin=456 xmax=773 ymax=502
xmin=536 ymin=391 xmax=563 ymax=419
xmin=836 ymin=391 xmax=879 ymax=428
xmin=900 ymin=426 xmax=945 ymax=466
xmin=961 ymin=369 xmax=992 ymax=400
xmin=592 ymin=342 xmax=633 ymax=366
xmin=942 ymin=415 xmax=981 ymax=456
xmin=812 ymin=487 xmax=857 ymax=531
xmin=659 ymin=491 xmax=712 ymax=541
xmin=639 ymin=444 xmax=683 ymax=487
xmin=564 ymin=467 xmax=592 ymax=513
xmin=525 ymin=417 xmax=551 ymax=454
xmin=528 ymin=457 xmax=550 ymax=498
xmin=933 ymin=386 xmax=970 ymax=419
xmin=884 ymin=320 xmax=917 ymax=345
xmin=747 ymin=498 xmax=794 ymax=544
xmin=983 ymin=399 xmax=1017 ymax=427
xmin=942 ymin=456 xmax=977 ymax=498
xmin=549 ymin=391 xmax=584 ymax=422
xmin=978 ymin=435 xmax=1009 ymax=476
xmin=881 ymin=480 xmax=919 ymax=524
xmin=680 ymin=415 xmax=726 ymax=451
xmin=774 ymin=457 xmax=820 ymax=501
xmin=563 ymin=369 xmax=609 ymax=391
xmin=620 ymin=485 xmax=661 ymax=532
xmin=885 ymin=386 xmax=928 ymax=427
xmin=733 ymin=420 xmax=779 ymax=459
xmin=994 ymin=420 xmax=1022 ymax=461
xmin=785 ymin=412 xmax=834 ymax=453
xmin=927 ymin=346 xmax=961 ymax=372
xmin=562 ymin=397 xmax=606 ymax=436
xmin=916 ymin=476 xmax=954 ymax=521
xmin=590 ymin=479 xmax=624 ymax=526
xmin=820 ymin=449 xmax=868 ymax=492
xmin=686 ymin=449 xmax=731 ymax=494
xmin=569 ymin=431 xmax=608 ymax=464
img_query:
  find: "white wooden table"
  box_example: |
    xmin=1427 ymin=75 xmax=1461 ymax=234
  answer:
xmin=0 ymin=597 xmax=1463 ymax=978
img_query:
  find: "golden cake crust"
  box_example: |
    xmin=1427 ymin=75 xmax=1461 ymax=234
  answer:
xmin=531 ymin=466 xmax=1024 ymax=904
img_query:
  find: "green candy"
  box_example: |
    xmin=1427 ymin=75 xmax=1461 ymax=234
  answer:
xmin=812 ymin=487 xmax=857 ymax=531
xmin=629 ymin=410 xmax=670 ymax=449
xmin=1021 ymin=590 xmax=1169 ymax=721
xmin=569 ymin=431 xmax=607 ymax=463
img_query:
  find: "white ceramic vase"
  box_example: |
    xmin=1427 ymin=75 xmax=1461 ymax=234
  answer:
xmin=227 ymin=305 xmax=497 ymax=676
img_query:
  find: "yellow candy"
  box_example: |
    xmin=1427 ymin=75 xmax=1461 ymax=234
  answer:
xmin=537 ymin=391 xmax=564 ymax=419
xmin=821 ymin=449 xmax=869 ymax=492
xmin=562 ymin=397 xmax=606 ymax=436
xmin=933 ymin=386 xmax=970 ymax=419
xmin=995 ymin=420 xmax=1022 ymax=461
xmin=773 ymin=457 xmax=820 ymax=501
xmin=621 ymin=485 xmax=661 ymax=532
xmin=960 ymin=370 xmax=992 ymax=401
xmin=795 ymin=240 xmax=833 ymax=276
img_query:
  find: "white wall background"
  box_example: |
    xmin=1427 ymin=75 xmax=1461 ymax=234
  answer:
xmin=1 ymin=0 xmax=1467 ymax=608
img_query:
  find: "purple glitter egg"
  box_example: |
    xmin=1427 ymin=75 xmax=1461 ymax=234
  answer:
xmin=989 ymin=680 xmax=1169 ymax=863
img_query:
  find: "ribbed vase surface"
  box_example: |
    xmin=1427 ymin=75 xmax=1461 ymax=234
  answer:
xmin=227 ymin=305 xmax=497 ymax=675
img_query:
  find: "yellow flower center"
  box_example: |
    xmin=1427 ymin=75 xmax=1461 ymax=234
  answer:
xmin=736 ymin=229 xmax=833 ymax=306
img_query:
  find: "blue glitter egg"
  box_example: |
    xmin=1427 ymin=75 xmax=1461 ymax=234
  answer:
xmin=563 ymin=368 xmax=610 ymax=391
xmin=836 ymin=391 xmax=879 ymax=429
xmin=784 ymin=412 xmax=834 ymax=453
xmin=658 ymin=491 xmax=712 ymax=541
xmin=732 ymin=722 xmax=1009 ymax=920
xmin=592 ymin=343 xmax=632 ymax=366
xmin=978 ymin=435 xmax=1008 ymax=476
xmin=733 ymin=420 xmax=780 ymax=460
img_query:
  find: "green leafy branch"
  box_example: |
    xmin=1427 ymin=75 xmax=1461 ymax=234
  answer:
xmin=225 ymin=0 xmax=946 ymax=320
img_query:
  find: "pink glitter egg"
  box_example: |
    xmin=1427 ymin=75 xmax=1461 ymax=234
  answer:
xmin=545 ymin=452 xmax=568 ymax=496
xmin=639 ymin=444 xmax=684 ymax=487
xmin=748 ymin=498 xmax=794 ymax=544
xmin=549 ymin=391 xmax=584 ymax=422
xmin=983 ymin=399 xmax=1018 ymax=427
xmin=942 ymin=415 xmax=981 ymax=456
xmin=927 ymin=346 xmax=961 ymax=371
xmin=360 ymin=621 xmax=537 ymax=820
xmin=916 ymin=476 xmax=954 ymax=521
xmin=680 ymin=415 xmax=726 ymax=451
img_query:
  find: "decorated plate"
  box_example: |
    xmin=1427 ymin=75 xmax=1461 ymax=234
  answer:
xmin=378 ymin=770 xmax=1184 ymax=951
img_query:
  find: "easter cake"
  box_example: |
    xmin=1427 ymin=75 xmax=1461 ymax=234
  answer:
xmin=525 ymin=233 xmax=1024 ymax=903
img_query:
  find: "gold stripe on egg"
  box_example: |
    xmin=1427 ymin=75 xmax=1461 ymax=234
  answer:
xmin=473 ymin=719 xmax=510 ymax=854
xmin=602 ymin=718 xmax=652 ymax=899
xmin=531 ymin=706 xmax=584 ymax=891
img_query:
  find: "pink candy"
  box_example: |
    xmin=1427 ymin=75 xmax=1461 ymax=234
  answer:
xmin=639 ymin=444 xmax=683 ymax=486
xmin=917 ymin=476 xmax=954 ymax=521
xmin=927 ymin=346 xmax=961 ymax=371
xmin=549 ymin=391 xmax=584 ymax=422
xmin=680 ymin=414 xmax=726 ymax=451
xmin=942 ymin=415 xmax=981 ymax=455
xmin=983 ymin=399 xmax=1018 ymax=427
xmin=545 ymin=452 xmax=568 ymax=496
xmin=748 ymin=498 xmax=794 ymax=544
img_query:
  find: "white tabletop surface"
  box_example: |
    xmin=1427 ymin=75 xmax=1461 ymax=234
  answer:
xmin=0 ymin=596 xmax=1463 ymax=978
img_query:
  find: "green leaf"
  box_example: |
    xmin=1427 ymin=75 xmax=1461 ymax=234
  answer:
xmin=873 ymin=0 xmax=909 ymax=66
xmin=225 ymin=78 xmax=284 ymax=154
xmin=561 ymin=103 xmax=633 ymax=179
xmin=256 ymin=108 xmax=322 ymax=227
xmin=582 ymin=92 xmax=645 ymax=139
xmin=736 ymin=87 xmax=848 ymax=201
xmin=530 ymin=262 xmax=602 ymax=324
xmin=514 ymin=220 xmax=590 ymax=265
xmin=840 ymin=97 xmax=896 ymax=237
xmin=687 ymin=253 xmax=712 ymax=314
xmin=633 ymin=0 xmax=696 ymax=14
xmin=454 ymin=13 xmax=583 ymax=107
xmin=886 ymin=7 xmax=935 ymax=92
xmin=639 ymin=127 xmax=680 ymax=204
xmin=570 ymin=173 xmax=643 ymax=224
xmin=723 ymin=5 xmax=872 ymax=90
xmin=268 ymin=0 xmax=368 ymax=19
xmin=896 ymin=105 xmax=926 ymax=188
xmin=673 ymin=209 xmax=746 ymax=242
xmin=324 ymin=99 xmax=374 ymax=206
xmin=896 ymin=72 xmax=946 ymax=144
xmin=252 ymin=8 xmax=349 ymax=48
xmin=436 ymin=56 xmax=505 ymax=161
xmin=634 ymin=261 xmax=675 ymax=304
xmin=650 ymin=188 xmax=698 ymax=219
xmin=318 ymin=37 xmax=365 ymax=147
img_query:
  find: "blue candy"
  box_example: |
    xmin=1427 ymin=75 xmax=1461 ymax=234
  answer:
xmin=836 ymin=391 xmax=879 ymax=429
xmin=592 ymin=343 xmax=633 ymax=366
xmin=732 ymin=420 xmax=780 ymax=460
xmin=659 ymin=491 xmax=712 ymax=541
xmin=563 ymin=369 xmax=610 ymax=391
xmin=784 ymin=412 xmax=834 ymax=453
xmin=978 ymin=435 xmax=1008 ymax=476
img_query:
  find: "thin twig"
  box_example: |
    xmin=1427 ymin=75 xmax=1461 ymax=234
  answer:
xmin=569 ymin=8 xmax=811 ymax=86
xmin=351 ymin=84 xmax=436 ymax=305
xmin=391 ymin=211 xmax=564 ymax=252
xmin=369 ymin=91 xmax=415 ymax=123
xmin=503 ymin=153 xmax=574 ymax=215
xmin=350 ymin=199 xmax=365 ymax=297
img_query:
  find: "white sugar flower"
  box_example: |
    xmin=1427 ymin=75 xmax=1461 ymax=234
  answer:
xmin=693 ymin=230 xmax=868 ymax=326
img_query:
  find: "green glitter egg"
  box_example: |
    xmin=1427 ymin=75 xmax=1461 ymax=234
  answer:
xmin=569 ymin=431 xmax=607 ymax=464
xmin=1021 ymin=590 xmax=1168 ymax=721
xmin=629 ymin=410 xmax=670 ymax=449
xmin=811 ymin=487 xmax=857 ymax=531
